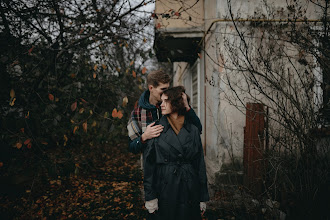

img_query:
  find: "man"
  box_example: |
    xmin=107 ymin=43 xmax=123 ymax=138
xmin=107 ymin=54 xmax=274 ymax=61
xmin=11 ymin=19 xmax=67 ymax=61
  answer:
xmin=127 ymin=70 xmax=202 ymax=154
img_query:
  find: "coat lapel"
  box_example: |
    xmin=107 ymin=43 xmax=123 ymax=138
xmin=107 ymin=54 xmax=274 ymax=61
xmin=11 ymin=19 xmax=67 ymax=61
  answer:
xmin=160 ymin=116 xmax=184 ymax=154
xmin=162 ymin=129 xmax=184 ymax=154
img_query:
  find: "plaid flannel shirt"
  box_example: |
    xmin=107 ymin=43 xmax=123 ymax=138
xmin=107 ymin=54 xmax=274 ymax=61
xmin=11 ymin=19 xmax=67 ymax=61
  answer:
xmin=127 ymin=106 xmax=157 ymax=141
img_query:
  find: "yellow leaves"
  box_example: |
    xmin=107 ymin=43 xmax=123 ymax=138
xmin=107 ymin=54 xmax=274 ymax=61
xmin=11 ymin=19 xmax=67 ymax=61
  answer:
xmin=73 ymin=126 xmax=79 ymax=134
xmin=79 ymin=108 xmax=85 ymax=114
xmin=89 ymin=110 xmax=93 ymax=115
xmin=91 ymin=121 xmax=97 ymax=127
xmin=141 ymin=67 xmax=147 ymax=74
xmin=48 ymin=93 xmax=54 ymax=101
xmin=122 ymin=96 xmax=128 ymax=107
xmin=132 ymin=70 xmax=136 ymax=78
xmin=63 ymin=135 xmax=68 ymax=146
xmin=116 ymin=67 xmax=121 ymax=73
xmin=104 ymin=112 xmax=109 ymax=118
xmin=83 ymin=122 xmax=87 ymax=133
xmin=112 ymin=108 xmax=123 ymax=119
xmin=93 ymin=64 xmax=98 ymax=71
xmin=143 ymin=38 xmax=147 ymax=43
xmin=71 ymin=102 xmax=77 ymax=111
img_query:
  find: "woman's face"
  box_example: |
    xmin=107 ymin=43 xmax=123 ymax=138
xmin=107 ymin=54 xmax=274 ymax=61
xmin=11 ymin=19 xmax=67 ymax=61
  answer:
xmin=160 ymin=94 xmax=172 ymax=115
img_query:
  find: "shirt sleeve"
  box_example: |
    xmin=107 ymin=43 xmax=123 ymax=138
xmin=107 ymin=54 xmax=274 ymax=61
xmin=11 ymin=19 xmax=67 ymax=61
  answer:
xmin=128 ymin=136 xmax=147 ymax=154
xmin=185 ymin=107 xmax=202 ymax=134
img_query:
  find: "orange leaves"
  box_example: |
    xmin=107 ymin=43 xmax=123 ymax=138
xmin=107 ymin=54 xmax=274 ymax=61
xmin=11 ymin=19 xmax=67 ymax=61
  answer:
xmin=141 ymin=67 xmax=147 ymax=74
xmin=0 ymin=162 xmax=3 ymax=168
xmin=63 ymin=135 xmax=68 ymax=146
xmin=28 ymin=46 xmax=35 ymax=55
xmin=20 ymin=139 xmax=32 ymax=149
xmin=156 ymin=23 xmax=161 ymax=29
xmin=80 ymin=98 xmax=88 ymax=104
xmin=102 ymin=64 xmax=107 ymax=69
xmin=93 ymin=64 xmax=98 ymax=71
xmin=16 ymin=142 xmax=22 ymax=149
xmin=24 ymin=139 xmax=31 ymax=145
xmin=73 ymin=126 xmax=79 ymax=134
xmin=71 ymin=102 xmax=77 ymax=111
xmin=82 ymin=122 xmax=87 ymax=133
xmin=10 ymin=89 xmax=15 ymax=99
xmin=112 ymin=108 xmax=123 ymax=119
xmin=129 ymin=60 xmax=134 ymax=66
xmin=48 ymin=93 xmax=54 ymax=101
xmin=132 ymin=70 xmax=136 ymax=78
xmin=93 ymin=73 xmax=97 ymax=79
xmin=9 ymin=89 xmax=16 ymax=106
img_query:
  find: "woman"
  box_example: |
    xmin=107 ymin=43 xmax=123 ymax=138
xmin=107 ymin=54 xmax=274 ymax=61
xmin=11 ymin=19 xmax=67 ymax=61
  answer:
xmin=143 ymin=86 xmax=209 ymax=220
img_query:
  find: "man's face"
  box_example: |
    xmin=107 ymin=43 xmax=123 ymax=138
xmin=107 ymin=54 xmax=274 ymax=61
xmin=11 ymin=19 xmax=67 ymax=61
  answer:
xmin=149 ymin=82 xmax=170 ymax=103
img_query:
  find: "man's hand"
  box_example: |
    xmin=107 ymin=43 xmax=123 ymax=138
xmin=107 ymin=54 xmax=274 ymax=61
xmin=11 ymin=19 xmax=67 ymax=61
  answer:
xmin=182 ymin=92 xmax=190 ymax=111
xmin=141 ymin=122 xmax=164 ymax=142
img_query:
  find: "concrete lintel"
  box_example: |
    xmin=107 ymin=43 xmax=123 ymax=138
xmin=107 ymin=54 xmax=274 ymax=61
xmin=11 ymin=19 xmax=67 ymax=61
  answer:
xmin=156 ymin=27 xmax=204 ymax=38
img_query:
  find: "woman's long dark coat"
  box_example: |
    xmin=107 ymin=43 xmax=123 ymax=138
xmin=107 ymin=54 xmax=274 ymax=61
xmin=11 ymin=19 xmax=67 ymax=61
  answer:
xmin=143 ymin=116 xmax=209 ymax=220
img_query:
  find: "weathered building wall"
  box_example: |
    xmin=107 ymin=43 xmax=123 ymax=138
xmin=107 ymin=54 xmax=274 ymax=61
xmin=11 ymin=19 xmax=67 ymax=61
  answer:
xmin=155 ymin=0 xmax=327 ymax=185
xmin=155 ymin=0 xmax=204 ymax=30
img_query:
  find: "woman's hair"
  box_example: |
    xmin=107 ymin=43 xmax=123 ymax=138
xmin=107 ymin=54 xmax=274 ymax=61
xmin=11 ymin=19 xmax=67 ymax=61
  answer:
xmin=162 ymin=86 xmax=190 ymax=115
xmin=147 ymin=70 xmax=171 ymax=87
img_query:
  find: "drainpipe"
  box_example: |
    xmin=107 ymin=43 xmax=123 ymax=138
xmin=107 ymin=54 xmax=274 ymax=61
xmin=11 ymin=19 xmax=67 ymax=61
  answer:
xmin=199 ymin=17 xmax=324 ymax=155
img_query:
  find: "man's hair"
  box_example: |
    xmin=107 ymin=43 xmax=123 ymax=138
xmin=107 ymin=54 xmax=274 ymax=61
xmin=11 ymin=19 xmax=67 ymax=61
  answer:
xmin=147 ymin=70 xmax=171 ymax=87
xmin=162 ymin=86 xmax=190 ymax=116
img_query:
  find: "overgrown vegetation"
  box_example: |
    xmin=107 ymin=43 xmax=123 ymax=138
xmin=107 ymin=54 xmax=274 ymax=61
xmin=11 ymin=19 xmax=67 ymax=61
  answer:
xmin=217 ymin=0 xmax=330 ymax=218
xmin=0 ymin=0 xmax=154 ymax=178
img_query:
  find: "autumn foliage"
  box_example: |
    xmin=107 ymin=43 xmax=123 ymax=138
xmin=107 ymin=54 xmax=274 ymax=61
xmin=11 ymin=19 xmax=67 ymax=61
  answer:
xmin=0 ymin=0 xmax=153 ymax=178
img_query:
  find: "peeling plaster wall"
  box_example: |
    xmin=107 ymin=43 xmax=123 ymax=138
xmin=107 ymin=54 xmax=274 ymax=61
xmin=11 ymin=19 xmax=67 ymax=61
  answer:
xmin=155 ymin=0 xmax=204 ymax=30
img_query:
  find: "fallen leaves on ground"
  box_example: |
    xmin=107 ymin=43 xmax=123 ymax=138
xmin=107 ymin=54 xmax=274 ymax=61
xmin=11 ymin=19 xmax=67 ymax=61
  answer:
xmin=0 ymin=144 xmax=146 ymax=219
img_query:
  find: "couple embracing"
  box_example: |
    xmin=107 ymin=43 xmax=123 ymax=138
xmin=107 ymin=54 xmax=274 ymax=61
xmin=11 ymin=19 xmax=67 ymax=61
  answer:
xmin=127 ymin=70 xmax=209 ymax=220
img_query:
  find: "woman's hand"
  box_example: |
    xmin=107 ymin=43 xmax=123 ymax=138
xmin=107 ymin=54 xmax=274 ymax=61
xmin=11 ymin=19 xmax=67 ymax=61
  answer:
xmin=145 ymin=198 xmax=158 ymax=213
xmin=200 ymin=202 xmax=206 ymax=215
xmin=182 ymin=92 xmax=190 ymax=111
